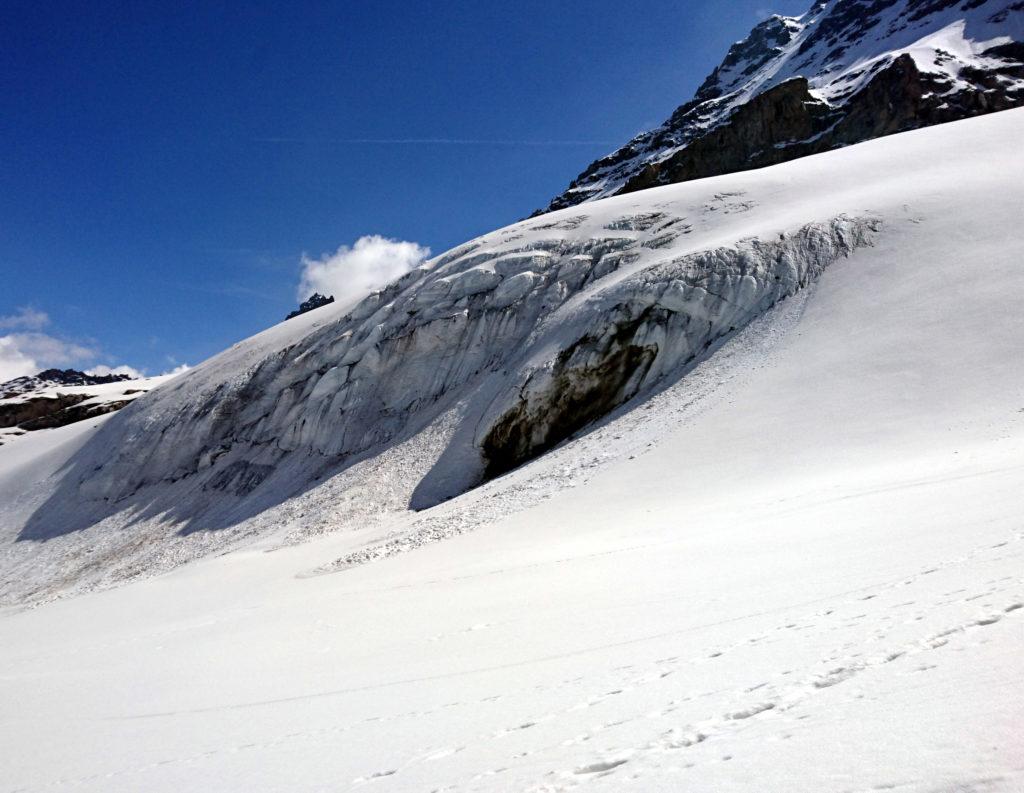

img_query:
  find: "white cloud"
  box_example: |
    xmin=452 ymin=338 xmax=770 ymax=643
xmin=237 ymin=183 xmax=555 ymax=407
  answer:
xmin=0 ymin=319 xmax=156 ymax=385
xmin=297 ymin=235 xmax=430 ymax=308
xmin=161 ymin=363 xmax=191 ymax=377
xmin=87 ymin=364 xmax=145 ymax=380
xmin=0 ymin=332 xmax=102 ymax=383
xmin=0 ymin=306 xmax=187 ymax=386
xmin=0 ymin=336 xmax=38 ymax=383
xmin=8 ymin=333 xmax=98 ymax=366
xmin=0 ymin=307 xmax=50 ymax=331
xmin=0 ymin=309 xmax=101 ymax=382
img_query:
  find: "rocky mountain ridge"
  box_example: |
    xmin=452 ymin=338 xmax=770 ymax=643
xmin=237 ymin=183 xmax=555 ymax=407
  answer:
xmin=0 ymin=369 xmax=170 ymax=445
xmin=0 ymin=368 xmax=131 ymax=399
xmin=538 ymin=0 xmax=1024 ymax=213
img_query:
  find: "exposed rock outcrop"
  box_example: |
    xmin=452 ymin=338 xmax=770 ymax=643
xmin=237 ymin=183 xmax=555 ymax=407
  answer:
xmin=0 ymin=393 xmax=93 ymax=430
xmin=286 ymin=293 xmax=335 ymax=320
xmin=15 ymin=398 xmax=133 ymax=431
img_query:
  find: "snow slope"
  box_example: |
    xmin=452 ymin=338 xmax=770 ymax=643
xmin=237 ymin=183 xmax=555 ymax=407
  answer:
xmin=0 ymin=109 xmax=1022 ymax=791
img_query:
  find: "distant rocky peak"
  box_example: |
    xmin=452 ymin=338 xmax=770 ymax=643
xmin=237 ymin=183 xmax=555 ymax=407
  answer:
xmin=0 ymin=368 xmax=133 ymax=399
xmin=37 ymin=368 xmax=132 ymax=386
xmin=286 ymin=292 xmax=335 ymax=321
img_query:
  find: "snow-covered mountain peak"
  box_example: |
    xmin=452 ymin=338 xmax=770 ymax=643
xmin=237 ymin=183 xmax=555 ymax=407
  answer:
xmin=540 ymin=0 xmax=1024 ymax=213
xmin=692 ymin=13 xmax=806 ymax=103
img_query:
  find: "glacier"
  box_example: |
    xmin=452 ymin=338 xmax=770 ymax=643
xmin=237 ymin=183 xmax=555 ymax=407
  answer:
xmin=0 ymin=109 xmax=1022 ymax=792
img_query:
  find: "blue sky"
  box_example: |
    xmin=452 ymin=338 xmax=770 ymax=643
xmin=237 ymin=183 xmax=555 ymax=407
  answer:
xmin=0 ymin=0 xmax=807 ymax=379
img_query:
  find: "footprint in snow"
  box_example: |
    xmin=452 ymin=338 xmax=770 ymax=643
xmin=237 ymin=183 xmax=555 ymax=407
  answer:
xmin=726 ymin=701 xmax=776 ymax=719
xmin=811 ymin=666 xmax=859 ymax=689
xmin=659 ymin=728 xmax=707 ymax=749
xmin=574 ymin=758 xmax=629 ymax=775
xmin=353 ymin=769 xmax=396 ymax=783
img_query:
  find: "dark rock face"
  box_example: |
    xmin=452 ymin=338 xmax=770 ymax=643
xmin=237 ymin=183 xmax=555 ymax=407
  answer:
xmin=0 ymin=394 xmax=92 ymax=429
xmin=16 ymin=399 xmax=132 ymax=431
xmin=618 ymin=77 xmax=831 ymax=194
xmin=35 ymin=368 xmax=131 ymax=387
xmin=481 ymin=311 xmax=660 ymax=481
xmin=538 ymin=0 xmax=1024 ymax=214
xmin=286 ymin=293 xmax=335 ymax=320
xmin=0 ymin=394 xmax=133 ymax=431
xmin=617 ymin=54 xmax=1020 ymax=195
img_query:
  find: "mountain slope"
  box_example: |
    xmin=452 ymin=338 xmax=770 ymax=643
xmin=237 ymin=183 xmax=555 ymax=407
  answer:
xmin=1 ymin=108 xmax=1022 ymax=607
xmin=539 ymin=0 xmax=1024 ymax=213
xmin=1 ymin=109 xmax=1022 ymax=791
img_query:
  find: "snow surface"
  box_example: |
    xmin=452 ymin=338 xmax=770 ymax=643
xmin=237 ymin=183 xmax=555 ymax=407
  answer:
xmin=1 ymin=109 xmax=1023 ymax=791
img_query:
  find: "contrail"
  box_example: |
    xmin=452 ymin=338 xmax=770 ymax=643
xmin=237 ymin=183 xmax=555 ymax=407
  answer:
xmin=254 ymin=137 xmax=616 ymax=146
